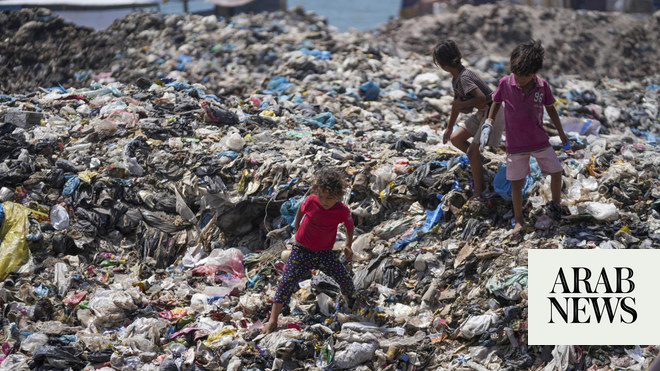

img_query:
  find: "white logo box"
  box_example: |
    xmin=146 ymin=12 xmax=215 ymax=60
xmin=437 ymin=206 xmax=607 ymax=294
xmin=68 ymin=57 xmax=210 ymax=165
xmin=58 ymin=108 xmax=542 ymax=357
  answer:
xmin=528 ymin=249 xmax=660 ymax=345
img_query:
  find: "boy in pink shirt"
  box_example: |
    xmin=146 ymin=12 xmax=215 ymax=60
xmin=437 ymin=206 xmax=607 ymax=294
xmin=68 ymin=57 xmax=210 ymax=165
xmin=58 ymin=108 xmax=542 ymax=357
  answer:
xmin=486 ymin=40 xmax=569 ymax=234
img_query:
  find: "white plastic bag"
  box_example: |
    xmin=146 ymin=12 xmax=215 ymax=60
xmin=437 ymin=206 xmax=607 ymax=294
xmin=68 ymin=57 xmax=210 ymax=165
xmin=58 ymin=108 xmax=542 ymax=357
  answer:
xmin=459 ymin=311 xmax=499 ymax=338
xmin=50 ymin=205 xmax=70 ymax=230
xmin=584 ymin=202 xmax=618 ymax=221
xmin=334 ymin=342 xmax=378 ymax=369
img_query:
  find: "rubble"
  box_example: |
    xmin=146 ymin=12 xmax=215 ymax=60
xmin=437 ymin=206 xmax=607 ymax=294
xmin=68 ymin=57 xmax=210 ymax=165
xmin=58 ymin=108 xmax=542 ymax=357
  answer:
xmin=0 ymin=3 xmax=659 ymax=370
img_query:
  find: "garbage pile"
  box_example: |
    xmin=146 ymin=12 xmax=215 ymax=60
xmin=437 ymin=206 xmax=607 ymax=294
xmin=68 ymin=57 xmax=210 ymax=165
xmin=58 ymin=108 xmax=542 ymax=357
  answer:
xmin=0 ymin=4 xmax=659 ymax=371
xmin=380 ymin=3 xmax=660 ymax=81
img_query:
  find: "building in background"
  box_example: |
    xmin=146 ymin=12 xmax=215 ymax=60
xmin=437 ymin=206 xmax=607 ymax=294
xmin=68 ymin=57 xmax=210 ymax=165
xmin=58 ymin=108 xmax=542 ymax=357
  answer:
xmin=400 ymin=0 xmax=659 ymax=18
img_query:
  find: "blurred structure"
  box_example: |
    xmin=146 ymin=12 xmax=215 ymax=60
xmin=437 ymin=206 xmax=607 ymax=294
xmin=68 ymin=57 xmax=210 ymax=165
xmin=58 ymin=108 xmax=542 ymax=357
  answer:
xmin=206 ymin=0 xmax=286 ymax=17
xmin=400 ymin=0 xmax=660 ymax=18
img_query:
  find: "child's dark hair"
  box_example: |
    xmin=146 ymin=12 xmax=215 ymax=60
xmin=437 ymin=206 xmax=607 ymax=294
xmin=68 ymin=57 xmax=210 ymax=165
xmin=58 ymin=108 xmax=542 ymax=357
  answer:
xmin=432 ymin=40 xmax=462 ymax=68
xmin=311 ymin=167 xmax=346 ymax=198
xmin=510 ymin=40 xmax=545 ymax=76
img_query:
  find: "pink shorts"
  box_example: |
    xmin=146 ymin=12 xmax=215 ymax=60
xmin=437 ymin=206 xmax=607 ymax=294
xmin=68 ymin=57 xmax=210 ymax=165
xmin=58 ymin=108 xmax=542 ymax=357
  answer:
xmin=506 ymin=146 xmax=563 ymax=181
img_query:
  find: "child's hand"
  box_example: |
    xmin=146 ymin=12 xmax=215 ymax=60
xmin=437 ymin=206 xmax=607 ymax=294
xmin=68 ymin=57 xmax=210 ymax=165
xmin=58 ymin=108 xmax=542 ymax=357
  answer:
xmin=559 ymin=132 xmax=569 ymax=147
xmin=479 ymin=119 xmax=493 ymax=150
xmin=343 ymin=246 xmax=353 ymax=262
xmin=443 ymin=127 xmax=453 ymax=144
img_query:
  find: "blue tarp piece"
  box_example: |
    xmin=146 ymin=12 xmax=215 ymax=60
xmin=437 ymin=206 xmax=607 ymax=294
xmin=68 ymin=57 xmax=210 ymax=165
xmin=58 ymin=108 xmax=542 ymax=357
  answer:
xmin=263 ymin=76 xmax=294 ymax=95
xmin=358 ymin=81 xmax=380 ymax=101
xmin=492 ymin=158 xmax=541 ymax=201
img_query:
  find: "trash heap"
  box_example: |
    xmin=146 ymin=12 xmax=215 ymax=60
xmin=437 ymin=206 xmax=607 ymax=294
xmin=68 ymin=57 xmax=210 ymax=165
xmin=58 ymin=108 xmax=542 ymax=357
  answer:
xmin=380 ymin=3 xmax=660 ymax=81
xmin=0 ymin=4 xmax=659 ymax=371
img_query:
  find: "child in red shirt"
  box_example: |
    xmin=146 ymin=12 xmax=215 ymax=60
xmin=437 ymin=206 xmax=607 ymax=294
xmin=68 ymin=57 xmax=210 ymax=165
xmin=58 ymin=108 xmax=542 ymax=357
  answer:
xmin=263 ymin=168 xmax=354 ymax=334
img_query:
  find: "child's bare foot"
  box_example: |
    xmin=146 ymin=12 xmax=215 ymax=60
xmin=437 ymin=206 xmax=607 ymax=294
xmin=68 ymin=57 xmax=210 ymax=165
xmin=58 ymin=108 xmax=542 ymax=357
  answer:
xmin=262 ymin=320 xmax=277 ymax=334
xmin=512 ymin=222 xmax=524 ymax=235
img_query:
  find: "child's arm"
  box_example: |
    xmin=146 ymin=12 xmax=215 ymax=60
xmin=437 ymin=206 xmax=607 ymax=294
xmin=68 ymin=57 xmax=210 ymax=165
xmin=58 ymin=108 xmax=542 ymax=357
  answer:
xmin=293 ymin=206 xmax=303 ymax=231
xmin=344 ymin=227 xmax=354 ymax=262
xmin=479 ymin=101 xmax=502 ymax=150
xmin=545 ymin=105 xmax=569 ymax=145
xmin=487 ymin=101 xmax=501 ymax=121
xmin=452 ymin=88 xmax=489 ymax=111
xmin=443 ymin=105 xmax=459 ymax=144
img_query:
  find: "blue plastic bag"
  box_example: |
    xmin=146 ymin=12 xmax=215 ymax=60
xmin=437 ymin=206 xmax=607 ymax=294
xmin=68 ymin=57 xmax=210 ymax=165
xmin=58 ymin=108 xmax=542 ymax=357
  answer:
xmin=263 ymin=76 xmax=294 ymax=95
xmin=300 ymin=112 xmax=336 ymax=128
xmin=358 ymin=81 xmax=380 ymax=101
xmin=421 ymin=195 xmax=444 ymax=233
xmin=393 ymin=194 xmax=444 ymax=250
xmin=62 ymin=175 xmax=80 ymax=195
xmin=280 ymin=197 xmax=303 ymax=228
xmin=300 ymin=48 xmax=331 ymax=60
xmin=492 ymin=158 xmax=540 ymax=201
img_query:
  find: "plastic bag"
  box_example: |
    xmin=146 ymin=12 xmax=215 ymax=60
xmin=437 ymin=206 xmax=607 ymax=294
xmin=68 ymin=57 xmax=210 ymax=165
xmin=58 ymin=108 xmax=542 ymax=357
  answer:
xmin=31 ymin=345 xmax=85 ymax=369
xmin=222 ymin=132 xmax=245 ymax=151
xmin=174 ymin=187 xmax=196 ymax=223
xmin=459 ymin=311 xmax=499 ymax=338
xmin=358 ymin=81 xmax=380 ymax=101
xmin=334 ymin=342 xmax=378 ymax=369
xmin=49 ymin=205 xmax=70 ymax=230
xmin=181 ymin=244 xmax=204 ymax=268
xmin=301 ymin=112 xmax=336 ymax=128
xmin=54 ymin=262 xmax=71 ymax=297
xmin=280 ymin=197 xmax=302 ymax=228
xmin=0 ymin=187 xmax=13 ymax=202
xmin=88 ymin=288 xmax=139 ymax=327
xmin=121 ymin=317 xmax=168 ymax=353
xmin=560 ymin=117 xmax=601 ymax=136
xmin=493 ymin=159 xmax=539 ymax=201
xmin=0 ymin=202 xmax=30 ymax=280
xmin=584 ymin=202 xmax=618 ymax=221
xmin=190 ymin=293 xmax=209 ymax=313
xmin=62 ymin=175 xmax=80 ymax=195
xmin=196 ymin=248 xmax=245 ymax=278
xmin=21 ymin=333 xmax=49 ymax=353
xmin=387 ymin=303 xmax=415 ymax=324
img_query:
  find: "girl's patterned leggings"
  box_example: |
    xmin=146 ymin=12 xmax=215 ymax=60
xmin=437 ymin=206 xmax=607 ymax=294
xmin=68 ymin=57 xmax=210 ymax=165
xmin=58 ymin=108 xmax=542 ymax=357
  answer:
xmin=273 ymin=244 xmax=354 ymax=305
